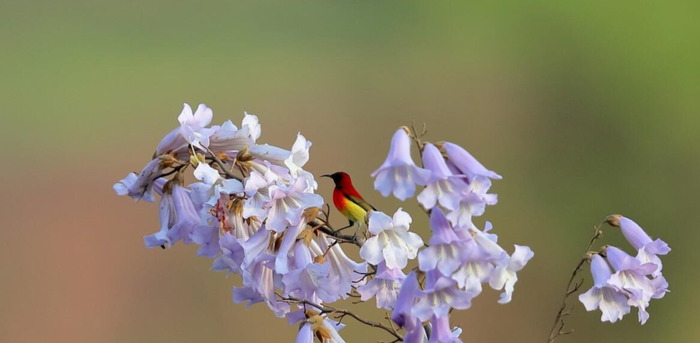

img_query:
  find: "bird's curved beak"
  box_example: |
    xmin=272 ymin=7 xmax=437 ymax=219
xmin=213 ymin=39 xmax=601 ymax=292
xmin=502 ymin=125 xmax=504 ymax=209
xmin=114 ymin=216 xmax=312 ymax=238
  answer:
xmin=321 ymin=174 xmax=331 ymax=178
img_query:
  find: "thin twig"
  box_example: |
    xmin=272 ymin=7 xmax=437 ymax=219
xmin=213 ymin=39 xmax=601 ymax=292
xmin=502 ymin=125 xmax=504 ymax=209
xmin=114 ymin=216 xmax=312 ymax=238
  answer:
xmin=309 ymin=219 xmax=364 ymax=247
xmin=279 ymin=296 xmax=403 ymax=341
xmin=204 ymin=147 xmax=243 ymax=182
xmin=547 ymin=223 xmax=605 ymax=343
xmin=408 ymin=123 xmax=428 ymax=167
xmin=334 ymin=309 xmax=403 ymax=342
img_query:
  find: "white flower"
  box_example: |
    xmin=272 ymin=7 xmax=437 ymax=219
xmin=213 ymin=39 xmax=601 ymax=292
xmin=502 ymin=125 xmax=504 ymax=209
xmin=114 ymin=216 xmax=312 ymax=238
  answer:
xmin=178 ymin=103 xmax=217 ymax=150
xmin=489 ymin=244 xmax=534 ymax=304
xmin=371 ymin=128 xmax=430 ymax=201
xmin=190 ymin=163 xmax=243 ymax=206
xmin=284 ymin=133 xmax=312 ymax=177
xmin=360 ymin=209 xmax=424 ymax=269
xmin=265 ymin=177 xmax=323 ymax=232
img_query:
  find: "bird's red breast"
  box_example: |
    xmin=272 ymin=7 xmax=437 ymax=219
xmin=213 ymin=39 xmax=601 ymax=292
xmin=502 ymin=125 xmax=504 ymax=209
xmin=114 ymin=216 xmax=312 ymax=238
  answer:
xmin=325 ymin=172 xmax=375 ymax=224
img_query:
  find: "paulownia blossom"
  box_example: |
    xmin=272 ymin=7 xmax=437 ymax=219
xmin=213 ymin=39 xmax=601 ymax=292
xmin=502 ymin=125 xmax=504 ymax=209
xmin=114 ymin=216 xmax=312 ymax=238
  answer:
xmin=360 ymin=209 xmax=424 ymax=270
xmin=577 ymin=216 xmax=670 ymax=325
xmin=116 ymin=106 xmax=542 ymax=343
xmin=371 ymin=128 xmax=430 ymax=200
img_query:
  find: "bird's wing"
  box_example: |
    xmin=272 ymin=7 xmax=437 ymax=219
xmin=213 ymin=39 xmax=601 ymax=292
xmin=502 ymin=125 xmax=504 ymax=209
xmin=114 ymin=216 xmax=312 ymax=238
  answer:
xmin=344 ymin=193 xmax=376 ymax=212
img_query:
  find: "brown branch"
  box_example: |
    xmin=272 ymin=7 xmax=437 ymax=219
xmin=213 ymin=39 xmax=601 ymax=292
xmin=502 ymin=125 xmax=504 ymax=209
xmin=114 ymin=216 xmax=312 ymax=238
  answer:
xmin=334 ymin=308 xmax=403 ymax=342
xmin=278 ymin=296 xmax=403 ymax=342
xmin=547 ymin=223 xmax=605 ymax=343
xmin=203 ymin=147 xmax=243 ymax=182
xmin=309 ymin=219 xmax=364 ymax=247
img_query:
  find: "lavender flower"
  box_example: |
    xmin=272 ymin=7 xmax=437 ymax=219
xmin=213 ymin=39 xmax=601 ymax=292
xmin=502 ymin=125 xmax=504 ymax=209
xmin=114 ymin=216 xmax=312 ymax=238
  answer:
xmin=284 ymin=133 xmax=312 ymax=177
xmin=190 ymin=162 xmax=244 ymax=206
xmin=489 ymin=244 xmax=534 ymax=304
xmin=448 ymin=222 xmax=532 ymax=303
xmin=310 ymin=233 xmax=367 ymax=298
xmin=143 ymin=181 xmax=199 ymax=248
xmin=154 ymin=127 xmax=187 ymax=156
xmin=274 ymin=219 xmax=307 ymax=275
xmin=212 ymin=232 xmax=246 ymax=275
xmin=578 ymin=254 xmax=631 ymax=323
xmin=412 ymin=271 xmax=476 ymax=322
xmin=242 ymin=111 xmax=261 ymax=142
xmin=429 ymin=315 xmax=463 ymax=343
xmin=282 ymin=241 xmax=340 ymax=303
xmin=234 ymin=254 xmax=291 ymax=317
xmin=417 ymin=143 xmax=469 ymax=211
xmin=177 ymin=103 xmax=217 ymax=150
xmin=207 ymin=119 xmax=253 ymax=152
xmin=293 ymin=314 xmax=346 ymax=343
xmin=605 ymin=246 xmax=661 ymax=324
xmin=116 ymin=104 xmax=541 ymax=342
xmin=294 ymin=323 xmax=313 ymax=343
xmin=607 ymin=214 xmax=670 ymax=277
xmin=265 ymin=177 xmax=323 ymax=232
xmin=441 ymin=141 xmax=501 ymax=181
xmin=360 ymin=209 xmax=424 ymax=269
xmin=113 ymin=157 xmax=165 ymax=202
xmin=418 ymin=208 xmax=469 ymax=276
xmin=356 ymin=262 xmax=406 ymax=310
xmin=391 ymin=271 xmax=425 ymax=340
xmin=190 ymin=224 xmax=220 ymax=258
xmin=371 ymin=128 xmax=430 ymax=200
xmin=446 ymin=176 xmax=497 ymax=229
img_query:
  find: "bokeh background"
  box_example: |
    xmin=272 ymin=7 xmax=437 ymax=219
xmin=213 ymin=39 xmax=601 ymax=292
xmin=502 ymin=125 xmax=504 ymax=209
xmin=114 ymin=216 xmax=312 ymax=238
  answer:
xmin=1 ymin=1 xmax=698 ymax=342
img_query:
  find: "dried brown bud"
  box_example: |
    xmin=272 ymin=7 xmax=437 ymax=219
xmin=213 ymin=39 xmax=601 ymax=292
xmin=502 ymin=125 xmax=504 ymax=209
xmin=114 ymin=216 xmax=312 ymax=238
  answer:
xmin=313 ymin=255 xmax=325 ymax=264
xmin=308 ymin=314 xmax=325 ymax=330
xmin=585 ymin=251 xmax=597 ymax=261
xmin=315 ymin=327 xmax=332 ymax=342
xmin=158 ymin=154 xmax=179 ymax=168
xmin=231 ymin=198 xmax=244 ymax=217
xmin=215 ymin=151 xmax=230 ymax=162
xmin=273 ymin=232 xmax=285 ymax=252
xmin=267 ymin=231 xmax=277 ymax=251
xmin=605 ymin=214 xmax=622 ymax=228
xmin=298 ymin=228 xmax=315 ymax=246
xmin=304 ymin=309 xmax=320 ymax=318
xmin=244 ymin=215 xmax=259 ymax=227
xmin=310 ymin=315 xmax=332 ymax=343
xmin=237 ymin=146 xmax=254 ymax=162
xmin=434 ymin=141 xmax=447 ymax=153
xmin=303 ymin=207 xmax=320 ymax=222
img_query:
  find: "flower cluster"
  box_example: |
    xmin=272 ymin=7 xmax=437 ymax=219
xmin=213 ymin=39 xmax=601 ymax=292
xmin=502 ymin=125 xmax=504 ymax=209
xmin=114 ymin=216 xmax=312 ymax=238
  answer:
xmin=578 ymin=215 xmax=670 ymax=324
xmin=367 ymin=128 xmax=534 ymax=342
xmin=114 ymin=104 xmax=365 ymax=341
xmin=114 ymin=104 xmax=672 ymax=342
xmin=114 ymin=108 xmax=534 ymax=343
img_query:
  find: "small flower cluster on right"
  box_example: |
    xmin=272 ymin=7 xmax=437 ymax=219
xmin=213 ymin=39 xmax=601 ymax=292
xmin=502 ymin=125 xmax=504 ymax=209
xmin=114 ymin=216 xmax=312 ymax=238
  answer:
xmin=367 ymin=127 xmax=534 ymax=342
xmin=578 ymin=215 xmax=670 ymax=324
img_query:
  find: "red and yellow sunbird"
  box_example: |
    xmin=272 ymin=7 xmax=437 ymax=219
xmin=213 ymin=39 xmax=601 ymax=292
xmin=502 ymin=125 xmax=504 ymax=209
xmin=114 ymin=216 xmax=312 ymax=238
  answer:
xmin=321 ymin=172 xmax=376 ymax=228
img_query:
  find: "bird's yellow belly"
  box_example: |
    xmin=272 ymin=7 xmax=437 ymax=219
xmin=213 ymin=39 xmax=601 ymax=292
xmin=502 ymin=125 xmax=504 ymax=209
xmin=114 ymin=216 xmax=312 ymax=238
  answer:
xmin=340 ymin=201 xmax=367 ymax=224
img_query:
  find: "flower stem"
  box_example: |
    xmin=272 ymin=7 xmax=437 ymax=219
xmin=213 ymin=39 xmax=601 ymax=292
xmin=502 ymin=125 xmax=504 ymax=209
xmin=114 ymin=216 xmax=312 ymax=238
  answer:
xmin=279 ymin=296 xmax=403 ymax=342
xmin=547 ymin=222 xmax=605 ymax=343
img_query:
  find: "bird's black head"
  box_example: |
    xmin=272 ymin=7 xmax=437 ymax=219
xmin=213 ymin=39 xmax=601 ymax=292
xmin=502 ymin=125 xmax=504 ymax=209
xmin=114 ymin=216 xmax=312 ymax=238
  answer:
xmin=321 ymin=171 xmax=350 ymax=187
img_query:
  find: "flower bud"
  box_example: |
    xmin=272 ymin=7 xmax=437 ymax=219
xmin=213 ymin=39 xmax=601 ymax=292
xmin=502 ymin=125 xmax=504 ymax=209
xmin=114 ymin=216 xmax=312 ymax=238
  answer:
xmin=606 ymin=214 xmax=622 ymax=227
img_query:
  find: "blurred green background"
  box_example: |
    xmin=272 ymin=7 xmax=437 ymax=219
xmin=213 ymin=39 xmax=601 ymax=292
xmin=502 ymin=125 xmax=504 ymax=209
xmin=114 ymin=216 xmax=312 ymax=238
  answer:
xmin=1 ymin=1 xmax=698 ymax=342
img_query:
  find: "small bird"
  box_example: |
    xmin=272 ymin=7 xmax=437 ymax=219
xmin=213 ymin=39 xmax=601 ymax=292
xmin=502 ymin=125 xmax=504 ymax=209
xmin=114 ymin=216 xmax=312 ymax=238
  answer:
xmin=321 ymin=172 xmax=376 ymax=231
